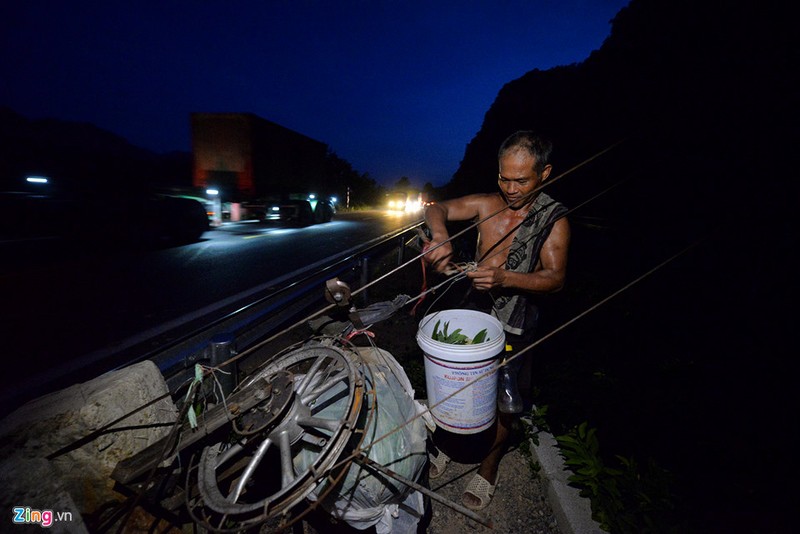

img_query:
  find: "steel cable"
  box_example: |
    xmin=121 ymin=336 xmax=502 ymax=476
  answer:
xmin=54 ymin=139 xmax=630 ymax=531
xmin=218 ymin=139 xmax=626 ymax=371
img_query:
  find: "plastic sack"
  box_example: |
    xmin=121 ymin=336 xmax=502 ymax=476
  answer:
xmin=350 ymin=295 xmax=411 ymax=326
xmin=295 ymin=346 xmax=429 ymax=533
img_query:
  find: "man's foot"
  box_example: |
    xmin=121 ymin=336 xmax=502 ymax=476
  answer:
xmin=462 ymin=472 xmax=499 ymax=511
xmin=428 ymin=449 xmax=450 ymax=479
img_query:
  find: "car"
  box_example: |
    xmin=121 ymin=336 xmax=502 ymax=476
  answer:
xmin=143 ymin=194 xmax=210 ymax=244
xmin=8 ymin=190 xmax=209 ymax=246
xmin=256 ymin=193 xmax=336 ymax=224
xmin=386 ymin=192 xmax=408 ymax=211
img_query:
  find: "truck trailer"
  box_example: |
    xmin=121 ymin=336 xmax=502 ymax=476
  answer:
xmin=191 ymin=113 xmax=335 ymax=223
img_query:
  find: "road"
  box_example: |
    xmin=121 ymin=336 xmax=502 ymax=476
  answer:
xmin=1 ymin=209 xmax=423 ymax=411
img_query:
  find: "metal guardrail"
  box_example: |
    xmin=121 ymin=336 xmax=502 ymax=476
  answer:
xmin=0 ymin=218 xmax=424 ymax=415
xmin=146 ymin=219 xmax=425 ymax=393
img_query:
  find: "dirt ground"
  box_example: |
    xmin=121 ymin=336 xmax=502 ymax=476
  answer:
xmin=302 ymin=441 xmax=559 ymax=534
xmin=423 ymin=443 xmax=560 ymax=534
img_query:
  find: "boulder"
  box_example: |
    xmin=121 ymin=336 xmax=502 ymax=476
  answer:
xmin=0 ymin=360 xmax=178 ymax=518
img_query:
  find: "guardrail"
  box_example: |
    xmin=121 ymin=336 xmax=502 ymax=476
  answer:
xmin=141 ymin=219 xmax=426 ymax=393
xmin=1 ymin=219 xmax=425 ymax=416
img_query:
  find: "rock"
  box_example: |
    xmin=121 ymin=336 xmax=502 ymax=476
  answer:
xmin=0 ymin=456 xmax=88 ymax=533
xmin=0 ymin=360 xmax=177 ymax=517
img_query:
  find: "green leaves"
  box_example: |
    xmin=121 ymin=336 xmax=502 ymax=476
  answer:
xmin=555 ymin=421 xmax=676 ymax=533
xmin=431 ymin=320 xmax=490 ymax=345
xmin=472 ymin=328 xmax=489 ymax=344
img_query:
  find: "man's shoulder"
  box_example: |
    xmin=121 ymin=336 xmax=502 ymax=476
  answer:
xmin=464 ymin=192 xmax=504 ymax=207
xmin=442 ymin=192 xmax=502 ymax=210
xmin=450 ymin=191 xmax=499 ymax=201
xmin=428 ymin=192 xmax=502 ymax=222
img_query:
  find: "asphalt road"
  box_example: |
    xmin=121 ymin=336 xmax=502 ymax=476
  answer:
xmin=1 ymin=209 xmax=423 ymax=411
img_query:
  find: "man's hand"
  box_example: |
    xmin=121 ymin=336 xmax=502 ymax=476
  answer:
xmin=423 ymin=239 xmax=454 ymax=273
xmin=466 ymin=266 xmax=507 ymax=291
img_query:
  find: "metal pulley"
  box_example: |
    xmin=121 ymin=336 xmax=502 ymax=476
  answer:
xmin=190 ymin=344 xmax=365 ymax=529
xmin=324 ymin=278 xmax=352 ymax=307
xmin=231 ymin=370 xmax=294 ymax=436
xmin=113 ymin=341 xmax=434 ymax=533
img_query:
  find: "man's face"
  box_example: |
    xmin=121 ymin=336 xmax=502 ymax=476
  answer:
xmin=497 ymin=151 xmax=550 ymax=209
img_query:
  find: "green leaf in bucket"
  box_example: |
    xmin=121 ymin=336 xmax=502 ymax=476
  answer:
xmin=446 ymin=328 xmax=468 ymax=344
xmin=472 ymin=328 xmax=489 ymax=344
xmin=431 ymin=321 xmax=490 ymax=345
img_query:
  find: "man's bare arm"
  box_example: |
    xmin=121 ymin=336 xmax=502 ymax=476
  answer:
xmin=467 ymin=217 xmax=570 ymax=293
xmin=423 ymin=195 xmax=486 ymax=272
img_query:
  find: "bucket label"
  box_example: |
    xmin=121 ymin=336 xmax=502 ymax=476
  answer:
xmin=424 ymin=355 xmax=497 ymax=433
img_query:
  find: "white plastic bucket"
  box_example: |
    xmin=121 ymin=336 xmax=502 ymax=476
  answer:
xmin=417 ymin=309 xmax=506 ymax=434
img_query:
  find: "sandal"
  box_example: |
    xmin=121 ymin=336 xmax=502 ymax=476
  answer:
xmin=428 ymin=449 xmax=450 ymax=479
xmin=462 ymin=473 xmax=498 ymax=511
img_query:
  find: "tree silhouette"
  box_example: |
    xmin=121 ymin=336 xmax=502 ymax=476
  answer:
xmin=394 ymin=176 xmax=411 ymax=191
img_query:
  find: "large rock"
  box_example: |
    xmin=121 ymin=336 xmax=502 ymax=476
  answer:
xmin=0 ymin=360 xmax=178 ymax=517
xmin=0 ymin=456 xmax=88 ymax=533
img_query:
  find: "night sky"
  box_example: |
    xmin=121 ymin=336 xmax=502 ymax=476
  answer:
xmin=1 ymin=1 xmax=629 ymax=187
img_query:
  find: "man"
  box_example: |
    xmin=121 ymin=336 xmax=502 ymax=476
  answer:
xmin=422 ymin=131 xmax=570 ymax=511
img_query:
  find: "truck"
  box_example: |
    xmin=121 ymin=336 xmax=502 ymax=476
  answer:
xmin=191 ymin=113 xmax=336 ymax=224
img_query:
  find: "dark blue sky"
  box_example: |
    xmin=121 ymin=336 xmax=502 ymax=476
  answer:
xmin=1 ymin=1 xmax=629 ymax=187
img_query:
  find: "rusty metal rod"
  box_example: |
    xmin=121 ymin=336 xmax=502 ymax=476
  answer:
xmin=353 ymin=454 xmax=494 ymax=529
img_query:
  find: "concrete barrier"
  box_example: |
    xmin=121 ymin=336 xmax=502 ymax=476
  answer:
xmin=528 ymin=429 xmax=604 ymax=534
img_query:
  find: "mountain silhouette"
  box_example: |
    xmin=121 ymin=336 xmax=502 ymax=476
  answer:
xmin=449 ymin=0 xmax=794 ymax=203
xmin=442 ymin=2 xmax=795 ymax=532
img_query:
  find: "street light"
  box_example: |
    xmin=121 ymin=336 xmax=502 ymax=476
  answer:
xmin=206 ymin=187 xmax=222 ymax=227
